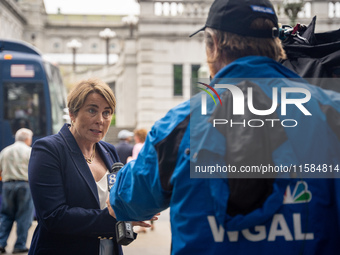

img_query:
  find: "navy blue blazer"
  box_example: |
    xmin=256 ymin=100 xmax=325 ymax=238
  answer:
xmin=114 ymin=141 xmax=133 ymax=164
xmin=28 ymin=124 xmax=123 ymax=255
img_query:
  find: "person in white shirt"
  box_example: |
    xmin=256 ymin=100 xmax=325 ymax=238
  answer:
xmin=0 ymin=128 xmax=34 ymax=254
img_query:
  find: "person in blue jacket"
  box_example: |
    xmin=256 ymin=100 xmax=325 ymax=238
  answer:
xmin=108 ymin=0 xmax=340 ymax=254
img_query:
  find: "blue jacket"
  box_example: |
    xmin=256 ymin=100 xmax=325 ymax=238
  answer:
xmin=110 ymin=56 xmax=340 ymax=254
xmin=29 ymin=124 xmax=123 ymax=255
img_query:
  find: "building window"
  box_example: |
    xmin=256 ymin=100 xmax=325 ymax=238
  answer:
xmin=173 ymin=64 xmax=183 ymax=96
xmin=53 ymin=42 xmax=59 ymax=49
xmin=298 ymin=2 xmax=311 ymax=18
xmin=191 ymin=64 xmax=200 ymax=79
xmin=92 ymin=43 xmax=97 ymax=49
xmin=329 ymin=2 xmax=340 ymax=18
xmin=191 ymin=64 xmax=201 ymax=96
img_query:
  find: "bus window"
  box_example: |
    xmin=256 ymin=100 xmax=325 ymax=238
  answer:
xmin=44 ymin=62 xmax=68 ymax=133
xmin=3 ymin=82 xmax=46 ymax=136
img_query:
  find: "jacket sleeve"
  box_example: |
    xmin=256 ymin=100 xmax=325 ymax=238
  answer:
xmin=28 ymin=137 xmax=118 ymax=238
xmin=110 ymin=103 xmax=191 ymax=221
xmin=110 ymin=134 xmax=172 ymax=221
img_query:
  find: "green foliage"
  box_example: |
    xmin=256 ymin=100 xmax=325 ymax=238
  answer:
xmin=284 ymin=1 xmax=304 ymax=26
xmin=111 ymin=114 xmax=116 ymax=126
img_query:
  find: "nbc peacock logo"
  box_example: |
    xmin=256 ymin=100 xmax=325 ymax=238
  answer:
xmin=283 ymin=181 xmax=312 ymax=204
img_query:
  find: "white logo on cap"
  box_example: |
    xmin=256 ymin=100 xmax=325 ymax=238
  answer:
xmin=250 ymin=5 xmax=275 ymax=14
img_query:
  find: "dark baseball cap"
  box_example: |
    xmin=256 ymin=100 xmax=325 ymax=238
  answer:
xmin=190 ymin=0 xmax=279 ymax=38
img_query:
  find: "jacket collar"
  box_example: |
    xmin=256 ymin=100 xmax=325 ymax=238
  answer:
xmin=213 ymin=56 xmax=300 ymax=81
xmin=59 ymin=124 xmax=113 ymax=169
xmin=59 ymin=124 xmax=82 ymax=153
xmin=59 ymin=124 xmax=104 ymax=207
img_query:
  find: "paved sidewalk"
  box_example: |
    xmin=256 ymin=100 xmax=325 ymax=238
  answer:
xmin=5 ymin=208 xmax=171 ymax=255
xmin=123 ymin=208 xmax=171 ymax=255
xmin=4 ymin=221 xmax=35 ymax=254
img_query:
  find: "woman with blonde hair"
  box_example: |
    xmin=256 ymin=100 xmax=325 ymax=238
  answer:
xmin=28 ymin=79 xmax=151 ymax=255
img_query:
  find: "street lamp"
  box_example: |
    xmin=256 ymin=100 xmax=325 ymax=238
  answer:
xmin=99 ymin=28 xmax=116 ymax=65
xmin=122 ymin=15 xmax=138 ymax=38
xmin=67 ymin=39 xmax=82 ymax=72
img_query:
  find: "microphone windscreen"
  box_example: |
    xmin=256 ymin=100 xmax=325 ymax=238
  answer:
xmin=111 ymin=162 xmax=124 ymax=173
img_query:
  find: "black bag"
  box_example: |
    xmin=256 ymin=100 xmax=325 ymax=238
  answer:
xmin=281 ymin=16 xmax=340 ymax=92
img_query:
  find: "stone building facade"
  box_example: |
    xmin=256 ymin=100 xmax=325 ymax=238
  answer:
xmin=1 ymin=0 xmax=340 ymax=131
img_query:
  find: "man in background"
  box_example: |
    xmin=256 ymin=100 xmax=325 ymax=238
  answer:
xmin=115 ymin=130 xmax=134 ymax=164
xmin=0 ymin=128 xmax=34 ymax=254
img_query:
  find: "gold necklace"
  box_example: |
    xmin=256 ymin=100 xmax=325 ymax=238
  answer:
xmin=84 ymin=144 xmax=96 ymax=164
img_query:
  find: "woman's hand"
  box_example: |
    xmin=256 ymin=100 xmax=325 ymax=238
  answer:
xmin=106 ymin=196 xmax=116 ymax=218
xmin=132 ymin=214 xmax=159 ymax=228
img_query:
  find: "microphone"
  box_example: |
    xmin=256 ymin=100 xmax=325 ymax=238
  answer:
xmin=111 ymin=162 xmax=124 ymax=173
xmin=107 ymin=162 xmax=136 ymax=246
xmin=107 ymin=162 xmax=124 ymax=191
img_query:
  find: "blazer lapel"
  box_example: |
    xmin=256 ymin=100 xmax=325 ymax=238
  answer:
xmin=59 ymin=124 xmax=100 ymax=208
xmin=98 ymin=142 xmax=115 ymax=173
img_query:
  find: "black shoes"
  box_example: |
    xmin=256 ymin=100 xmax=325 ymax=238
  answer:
xmin=12 ymin=248 xmax=29 ymax=254
xmin=0 ymin=246 xmax=5 ymax=254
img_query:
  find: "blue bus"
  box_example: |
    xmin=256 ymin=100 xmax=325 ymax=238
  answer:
xmin=0 ymin=39 xmax=69 ymax=151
